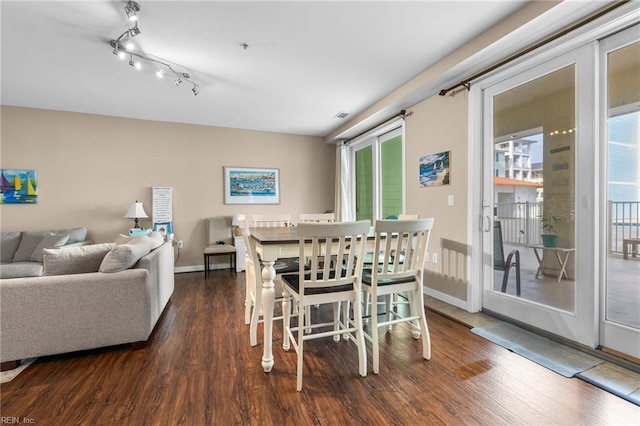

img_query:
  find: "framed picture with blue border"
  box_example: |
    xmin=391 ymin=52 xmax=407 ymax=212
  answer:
xmin=224 ymin=167 xmax=280 ymax=205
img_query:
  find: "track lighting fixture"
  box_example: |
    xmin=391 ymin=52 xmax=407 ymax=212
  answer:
xmin=124 ymin=1 xmax=140 ymax=22
xmin=129 ymin=23 xmax=141 ymax=37
xmin=108 ymin=1 xmax=201 ymax=96
xmin=129 ymin=55 xmax=141 ymax=70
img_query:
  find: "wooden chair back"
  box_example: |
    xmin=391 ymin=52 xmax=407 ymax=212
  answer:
xmin=252 ymin=214 xmax=292 ymax=227
xmin=368 ymin=218 xmax=434 ymax=288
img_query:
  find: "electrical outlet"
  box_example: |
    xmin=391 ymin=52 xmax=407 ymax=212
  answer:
xmin=432 ymin=253 xmax=438 ymax=263
xmin=177 ymin=240 xmax=184 ymax=249
xmin=425 ymin=252 xmax=429 ymax=262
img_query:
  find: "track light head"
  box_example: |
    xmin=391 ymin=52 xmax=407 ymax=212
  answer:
xmin=192 ymin=85 xmax=199 ymax=96
xmin=124 ymin=1 xmax=140 ymax=22
xmin=156 ymin=68 xmax=165 ymax=78
xmin=174 ymin=78 xmax=182 ymax=86
xmin=129 ymin=23 xmax=141 ymax=37
xmin=129 ymin=56 xmax=141 ymax=70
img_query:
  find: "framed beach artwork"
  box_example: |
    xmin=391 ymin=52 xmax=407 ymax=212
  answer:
xmin=419 ymin=151 xmax=450 ymax=187
xmin=224 ymin=167 xmax=280 ymax=204
xmin=0 ymin=169 xmax=38 ymax=204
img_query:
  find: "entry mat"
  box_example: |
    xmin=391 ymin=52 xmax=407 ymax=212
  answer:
xmin=471 ymin=322 xmax=640 ymax=406
xmin=471 ymin=322 xmax=604 ymax=378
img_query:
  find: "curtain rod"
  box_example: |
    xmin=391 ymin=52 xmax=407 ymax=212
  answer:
xmin=438 ymin=0 xmax=630 ymax=97
xmin=343 ymin=110 xmax=408 ymax=144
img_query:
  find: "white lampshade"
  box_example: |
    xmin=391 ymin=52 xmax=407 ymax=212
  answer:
xmin=125 ymin=201 xmax=148 ymax=228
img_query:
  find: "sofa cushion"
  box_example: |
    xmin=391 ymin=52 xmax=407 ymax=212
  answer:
xmin=1 ymin=232 xmax=22 ymax=263
xmin=55 ymin=227 xmax=87 ymax=244
xmin=0 ymin=262 xmax=43 ymax=279
xmin=31 ymin=234 xmax=70 ymax=262
xmin=12 ymin=231 xmax=53 ymax=262
xmin=42 ymin=243 xmax=114 ymax=276
xmin=99 ymin=239 xmax=152 ymax=273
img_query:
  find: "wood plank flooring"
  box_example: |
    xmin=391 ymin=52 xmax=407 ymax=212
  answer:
xmin=1 ymin=271 xmax=639 ymax=425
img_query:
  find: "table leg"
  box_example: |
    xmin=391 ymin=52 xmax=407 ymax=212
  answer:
xmin=260 ymin=260 xmax=276 ymax=373
xmin=533 ymin=247 xmax=544 ymax=279
xmin=555 ymin=251 xmax=571 ymax=283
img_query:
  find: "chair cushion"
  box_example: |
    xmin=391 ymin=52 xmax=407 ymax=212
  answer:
xmin=204 ymin=244 xmax=236 ymax=255
xmin=281 ymin=271 xmax=354 ymax=295
xmin=361 ymin=268 xmax=416 ymax=286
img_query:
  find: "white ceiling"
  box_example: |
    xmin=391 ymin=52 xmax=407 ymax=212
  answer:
xmin=1 ymin=1 xmax=529 ymax=138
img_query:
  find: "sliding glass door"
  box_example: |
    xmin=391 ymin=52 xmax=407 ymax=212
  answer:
xmin=475 ymin=14 xmax=639 ymax=358
xmin=481 ymin=52 xmax=583 ymax=342
xmin=600 ymin=25 xmax=640 ymax=359
xmin=353 ymin=125 xmax=404 ymax=221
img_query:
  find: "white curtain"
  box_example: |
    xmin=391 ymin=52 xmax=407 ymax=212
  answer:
xmin=334 ymin=142 xmax=352 ymax=222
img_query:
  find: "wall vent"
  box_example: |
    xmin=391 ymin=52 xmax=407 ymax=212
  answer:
xmin=334 ymin=111 xmax=349 ymax=119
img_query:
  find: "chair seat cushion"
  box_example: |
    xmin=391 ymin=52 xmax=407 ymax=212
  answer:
xmin=281 ymin=271 xmax=353 ymax=295
xmin=204 ymin=244 xmax=236 ymax=255
xmin=361 ymin=268 xmax=416 ymax=286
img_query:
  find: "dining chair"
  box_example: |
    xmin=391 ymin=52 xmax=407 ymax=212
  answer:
xmin=203 ymin=216 xmax=236 ymax=279
xmin=494 ymin=220 xmax=521 ymax=296
xmin=251 ymin=213 xmax=292 ymax=227
xmin=280 ymin=220 xmax=371 ymax=391
xmin=363 ymin=214 xmax=419 ymax=316
xmin=298 ymin=212 xmax=335 ymax=224
xmin=361 ymin=218 xmax=434 ymax=374
xmin=397 ymin=214 xmax=419 ymax=220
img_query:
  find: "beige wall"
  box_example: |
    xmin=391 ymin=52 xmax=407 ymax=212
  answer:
xmin=0 ymin=106 xmax=336 ymax=269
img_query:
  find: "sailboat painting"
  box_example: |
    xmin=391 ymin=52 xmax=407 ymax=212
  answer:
xmin=419 ymin=151 xmax=450 ymax=187
xmin=0 ymin=169 xmax=38 ymax=204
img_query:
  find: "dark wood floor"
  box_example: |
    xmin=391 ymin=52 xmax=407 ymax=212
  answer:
xmin=2 ymin=270 xmax=639 ymax=425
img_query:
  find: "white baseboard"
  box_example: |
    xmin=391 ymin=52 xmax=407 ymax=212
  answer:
xmin=424 ymin=287 xmax=473 ymax=312
xmin=175 ymin=264 xmax=238 ymax=274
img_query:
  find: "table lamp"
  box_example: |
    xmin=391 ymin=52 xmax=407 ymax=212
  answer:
xmin=125 ymin=200 xmax=148 ymax=228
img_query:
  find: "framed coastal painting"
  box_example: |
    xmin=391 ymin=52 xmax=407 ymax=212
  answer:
xmin=0 ymin=169 xmax=38 ymax=204
xmin=419 ymin=151 xmax=450 ymax=187
xmin=224 ymin=167 xmax=280 ymax=204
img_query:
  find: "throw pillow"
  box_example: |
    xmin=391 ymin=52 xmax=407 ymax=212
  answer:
xmin=12 ymin=231 xmax=53 ymax=262
xmin=1 ymin=232 xmax=22 ymax=263
xmin=99 ymin=239 xmax=152 ymax=273
xmin=31 ymin=234 xmax=70 ymax=262
xmin=115 ymin=232 xmax=164 ymax=250
xmin=147 ymin=231 xmax=164 ymax=250
xmin=43 ymin=243 xmax=114 ymax=276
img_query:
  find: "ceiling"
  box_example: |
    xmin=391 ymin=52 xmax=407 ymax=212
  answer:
xmin=1 ymin=1 xmax=529 ymax=138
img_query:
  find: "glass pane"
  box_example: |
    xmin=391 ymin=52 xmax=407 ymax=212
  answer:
xmin=355 ymin=145 xmax=374 ymax=222
xmin=492 ymin=65 xmax=576 ymax=313
xmin=381 ymin=134 xmax=403 ymax=218
xmin=606 ymin=40 xmax=640 ymax=330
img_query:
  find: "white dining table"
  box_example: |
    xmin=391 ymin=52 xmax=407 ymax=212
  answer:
xmin=249 ymin=226 xmax=301 ymax=372
xmin=250 ymin=225 xmax=376 ymax=373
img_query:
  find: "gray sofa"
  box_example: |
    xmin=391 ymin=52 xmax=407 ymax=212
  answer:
xmin=0 ymin=230 xmax=175 ymax=369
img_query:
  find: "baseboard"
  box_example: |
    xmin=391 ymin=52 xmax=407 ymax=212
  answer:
xmin=423 ymin=287 xmax=470 ymax=312
xmin=175 ymin=264 xmax=239 ymax=274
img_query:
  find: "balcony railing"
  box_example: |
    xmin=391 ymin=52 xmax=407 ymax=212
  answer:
xmin=495 ymin=201 xmax=640 ymax=254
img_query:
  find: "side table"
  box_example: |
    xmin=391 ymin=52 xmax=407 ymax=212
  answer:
xmin=530 ymin=246 xmax=575 ymax=283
